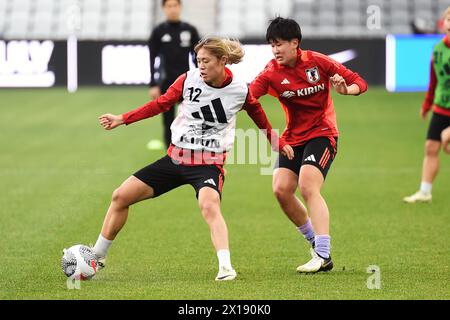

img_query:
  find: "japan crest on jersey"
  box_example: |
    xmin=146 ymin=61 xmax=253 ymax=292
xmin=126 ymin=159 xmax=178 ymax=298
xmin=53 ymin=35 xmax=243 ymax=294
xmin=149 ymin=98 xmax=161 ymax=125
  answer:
xmin=305 ymin=66 xmax=320 ymax=84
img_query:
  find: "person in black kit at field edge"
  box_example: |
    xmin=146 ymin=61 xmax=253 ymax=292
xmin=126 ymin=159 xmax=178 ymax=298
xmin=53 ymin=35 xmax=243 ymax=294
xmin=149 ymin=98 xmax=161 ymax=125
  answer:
xmin=148 ymin=0 xmax=200 ymax=148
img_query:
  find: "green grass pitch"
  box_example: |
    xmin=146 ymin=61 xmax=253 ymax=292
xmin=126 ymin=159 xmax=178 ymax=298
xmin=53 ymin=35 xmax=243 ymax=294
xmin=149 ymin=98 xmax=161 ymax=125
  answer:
xmin=0 ymin=87 xmax=449 ymax=299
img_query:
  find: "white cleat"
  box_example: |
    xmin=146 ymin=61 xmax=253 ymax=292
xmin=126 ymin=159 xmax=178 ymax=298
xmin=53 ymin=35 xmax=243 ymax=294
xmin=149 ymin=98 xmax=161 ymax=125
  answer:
xmin=215 ymin=267 xmax=237 ymax=281
xmin=296 ymin=248 xmax=333 ymax=273
xmin=403 ymin=191 xmax=432 ymax=203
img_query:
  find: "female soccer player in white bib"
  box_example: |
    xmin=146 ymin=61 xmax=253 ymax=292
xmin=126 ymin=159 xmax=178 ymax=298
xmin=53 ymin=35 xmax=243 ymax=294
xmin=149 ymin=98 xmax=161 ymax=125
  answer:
xmin=94 ymin=37 xmax=293 ymax=281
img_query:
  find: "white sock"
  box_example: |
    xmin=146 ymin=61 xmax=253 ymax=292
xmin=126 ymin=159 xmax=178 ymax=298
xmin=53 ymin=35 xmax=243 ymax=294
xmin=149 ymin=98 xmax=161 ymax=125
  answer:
xmin=420 ymin=182 xmax=432 ymax=194
xmin=93 ymin=234 xmax=112 ymax=258
xmin=217 ymin=249 xmax=232 ymax=269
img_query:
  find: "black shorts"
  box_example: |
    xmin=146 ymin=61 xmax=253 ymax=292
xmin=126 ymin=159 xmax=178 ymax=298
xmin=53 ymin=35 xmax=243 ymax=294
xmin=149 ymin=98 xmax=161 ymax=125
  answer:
xmin=133 ymin=155 xmax=225 ymax=199
xmin=275 ymin=137 xmax=338 ymax=179
xmin=427 ymin=112 xmax=450 ymax=141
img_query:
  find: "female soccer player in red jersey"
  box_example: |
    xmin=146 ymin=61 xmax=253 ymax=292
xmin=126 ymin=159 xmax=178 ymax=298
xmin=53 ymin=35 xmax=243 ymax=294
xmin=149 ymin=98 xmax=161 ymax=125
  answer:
xmin=250 ymin=17 xmax=368 ymax=273
xmin=404 ymin=7 xmax=450 ymax=203
xmin=94 ymin=37 xmax=293 ymax=281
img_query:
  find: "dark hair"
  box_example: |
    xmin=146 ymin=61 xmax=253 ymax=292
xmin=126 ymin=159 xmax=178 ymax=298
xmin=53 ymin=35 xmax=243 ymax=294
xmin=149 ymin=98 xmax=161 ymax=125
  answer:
xmin=162 ymin=0 xmax=181 ymax=6
xmin=266 ymin=17 xmax=302 ymax=46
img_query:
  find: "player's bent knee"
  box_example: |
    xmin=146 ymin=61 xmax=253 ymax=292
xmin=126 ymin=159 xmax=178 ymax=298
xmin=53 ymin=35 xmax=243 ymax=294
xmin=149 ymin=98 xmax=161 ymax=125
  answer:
xmin=273 ymin=184 xmax=295 ymax=200
xmin=111 ymin=188 xmax=131 ymax=207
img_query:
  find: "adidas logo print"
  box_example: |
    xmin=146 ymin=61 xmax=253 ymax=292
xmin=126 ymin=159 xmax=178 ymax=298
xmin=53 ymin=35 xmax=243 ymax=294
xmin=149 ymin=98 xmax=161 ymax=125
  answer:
xmin=304 ymin=154 xmax=316 ymax=162
xmin=281 ymin=78 xmax=290 ymax=84
xmin=204 ymin=179 xmax=216 ymax=186
xmin=192 ymin=98 xmax=228 ymax=124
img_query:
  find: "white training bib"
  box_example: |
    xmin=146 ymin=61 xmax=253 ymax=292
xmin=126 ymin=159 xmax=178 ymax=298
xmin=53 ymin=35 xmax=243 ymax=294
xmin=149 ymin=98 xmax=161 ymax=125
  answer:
xmin=171 ymin=69 xmax=248 ymax=152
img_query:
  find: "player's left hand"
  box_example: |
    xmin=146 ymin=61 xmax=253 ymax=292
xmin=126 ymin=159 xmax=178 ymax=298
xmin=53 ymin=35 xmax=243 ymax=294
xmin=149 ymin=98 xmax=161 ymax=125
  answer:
xmin=281 ymin=144 xmax=294 ymax=160
xmin=330 ymin=74 xmax=348 ymax=95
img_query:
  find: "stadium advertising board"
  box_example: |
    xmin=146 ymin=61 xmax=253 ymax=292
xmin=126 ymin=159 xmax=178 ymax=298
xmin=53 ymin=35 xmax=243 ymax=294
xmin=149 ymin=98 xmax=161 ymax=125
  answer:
xmin=386 ymin=34 xmax=445 ymax=92
xmin=0 ymin=39 xmax=385 ymax=88
xmin=98 ymin=40 xmax=386 ymax=86
xmin=0 ymin=40 xmax=67 ymax=87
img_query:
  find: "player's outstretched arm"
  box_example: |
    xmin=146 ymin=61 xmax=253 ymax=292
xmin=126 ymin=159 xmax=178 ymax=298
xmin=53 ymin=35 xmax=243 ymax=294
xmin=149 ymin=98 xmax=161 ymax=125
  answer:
xmin=120 ymin=74 xmax=186 ymax=126
xmin=98 ymin=114 xmax=124 ymax=130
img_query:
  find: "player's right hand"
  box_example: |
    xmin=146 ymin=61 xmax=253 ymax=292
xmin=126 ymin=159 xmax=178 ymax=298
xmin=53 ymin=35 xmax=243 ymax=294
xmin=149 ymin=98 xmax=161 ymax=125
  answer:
xmin=149 ymin=86 xmax=161 ymax=100
xmin=281 ymin=144 xmax=294 ymax=160
xmin=98 ymin=114 xmax=124 ymax=130
xmin=330 ymin=74 xmax=348 ymax=95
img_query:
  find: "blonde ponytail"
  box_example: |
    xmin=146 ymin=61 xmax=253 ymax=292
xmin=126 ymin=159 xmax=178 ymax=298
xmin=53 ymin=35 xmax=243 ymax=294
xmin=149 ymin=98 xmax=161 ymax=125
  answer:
xmin=222 ymin=39 xmax=245 ymax=64
xmin=195 ymin=37 xmax=244 ymax=65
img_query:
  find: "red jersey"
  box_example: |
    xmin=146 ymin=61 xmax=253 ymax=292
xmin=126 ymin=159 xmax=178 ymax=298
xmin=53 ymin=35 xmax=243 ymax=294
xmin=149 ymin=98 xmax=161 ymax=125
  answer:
xmin=422 ymin=35 xmax=450 ymax=117
xmin=122 ymin=67 xmax=285 ymax=165
xmin=250 ymin=49 xmax=368 ymax=147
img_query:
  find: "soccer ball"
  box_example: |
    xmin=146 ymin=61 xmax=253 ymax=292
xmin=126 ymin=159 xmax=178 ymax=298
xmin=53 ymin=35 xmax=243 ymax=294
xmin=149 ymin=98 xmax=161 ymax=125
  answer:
xmin=61 ymin=244 xmax=98 ymax=280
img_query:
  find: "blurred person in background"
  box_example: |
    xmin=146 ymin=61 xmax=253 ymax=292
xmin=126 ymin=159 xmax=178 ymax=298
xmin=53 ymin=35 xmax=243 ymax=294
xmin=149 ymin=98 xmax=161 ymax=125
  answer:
xmin=404 ymin=7 xmax=450 ymax=203
xmin=148 ymin=0 xmax=200 ymax=149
